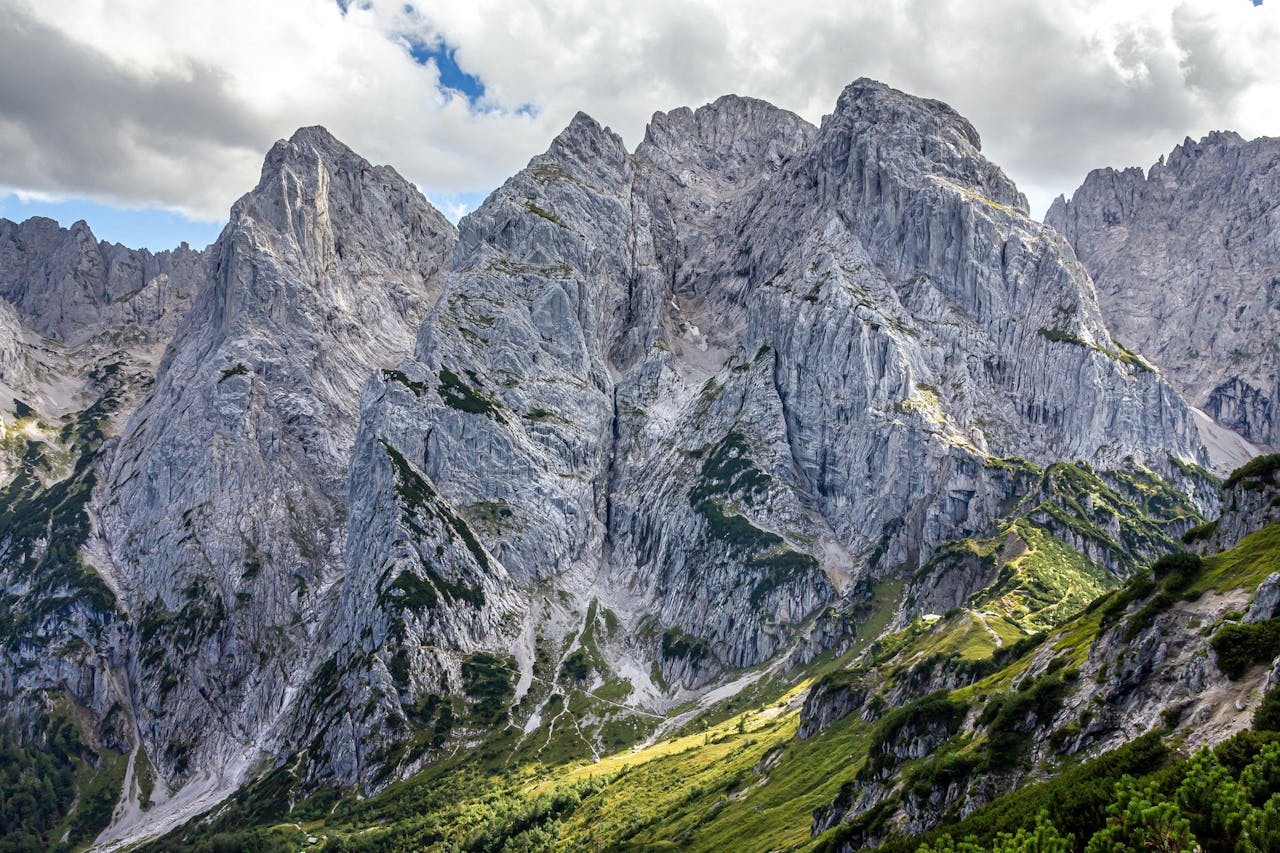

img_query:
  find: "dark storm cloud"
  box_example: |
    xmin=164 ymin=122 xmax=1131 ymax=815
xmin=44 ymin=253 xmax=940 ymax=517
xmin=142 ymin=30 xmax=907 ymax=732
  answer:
xmin=0 ymin=8 xmax=270 ymax=215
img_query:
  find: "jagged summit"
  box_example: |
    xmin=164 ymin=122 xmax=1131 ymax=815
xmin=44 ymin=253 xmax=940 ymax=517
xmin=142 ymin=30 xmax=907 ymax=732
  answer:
xmin=540 ymin=110 xmax=629 ymax=178
xmin=88 ymin=118 xmax=459 ymax=813
xmin=262 ymin=124 xmax=361 ymax=172
xmin=834 ymin=77 xmax=982 ymax=148
xmin=1169 ymin=129 xmax=1249 ymax=159
xmin=819 ymin=78 xmax=1028 ymax=216
xmin=643 ymin=92 xmax=812 ymax=146
xmin=641 ymin=94 xmax=815 ymax=190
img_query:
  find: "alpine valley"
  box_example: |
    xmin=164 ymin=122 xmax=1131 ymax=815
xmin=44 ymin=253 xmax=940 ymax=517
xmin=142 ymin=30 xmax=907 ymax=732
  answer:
xmin=2 ymin=78 xmax=1279 ymax=852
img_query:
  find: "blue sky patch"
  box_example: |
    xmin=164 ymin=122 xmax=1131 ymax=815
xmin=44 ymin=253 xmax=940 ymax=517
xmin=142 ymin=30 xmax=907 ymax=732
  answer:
xmin=0 ymin=193 xmax=225 ymax=251
xmin=427 ymin=189 xmax=491 ymax=224
xmin=409 ymin=40 xmax=485 ymax=102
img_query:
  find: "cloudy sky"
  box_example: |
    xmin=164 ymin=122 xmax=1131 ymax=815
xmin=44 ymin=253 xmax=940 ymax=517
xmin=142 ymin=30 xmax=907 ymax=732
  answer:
xmin=0 ymin=0 xmax=1276 ymax=248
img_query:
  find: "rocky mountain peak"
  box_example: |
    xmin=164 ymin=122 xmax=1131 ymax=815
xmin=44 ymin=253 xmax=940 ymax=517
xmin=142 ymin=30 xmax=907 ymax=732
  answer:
xmin=1165 ymin=129 xmax=1249 ymax=168
xmin=540 ymin=110 xmax=630 ymax=183
xmin=258 ymin=124 xmax=362 ymax=179
xmin=845 ymin=79 xmax=1023 ymax=214
xmin=201 ymin=124 xmax=456 ymax=339
xmin=834 ymin=77 xmax=980 ymax=147
xmin=640 ymin=94 xmax=815 ymax=194
xmin=91 ymin=123 xmax=459 ymax=802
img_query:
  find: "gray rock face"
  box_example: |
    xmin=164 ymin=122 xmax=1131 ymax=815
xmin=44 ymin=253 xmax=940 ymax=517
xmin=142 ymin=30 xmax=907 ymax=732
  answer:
xmin=0 ymin=216 xmax=206 ymax=346
xmin=798 ymin=675 xmax=870 ymax=740
xmin=303 ymin=79 xmax=1207 ymax=786
xmin=92 ymin=125 xmax=456 ymax=790
xmin=1046 ymin=132 xmax=1280 ymax=456
xmin=0 ymin=300 xmax=32 ymax=394
xmin=1245 ymin=573 xmax=1280 ymax=624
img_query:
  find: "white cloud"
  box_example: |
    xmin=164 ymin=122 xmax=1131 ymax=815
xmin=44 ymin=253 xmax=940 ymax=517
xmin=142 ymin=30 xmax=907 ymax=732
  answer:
xmin=2 ymin=0 xmax=1277 ymax=223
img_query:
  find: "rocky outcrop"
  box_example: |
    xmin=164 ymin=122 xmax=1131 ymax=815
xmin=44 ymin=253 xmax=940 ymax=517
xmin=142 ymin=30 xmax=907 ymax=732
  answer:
xmin=1188 ymin=455 xmax=1280 ymax=554
xmin=1046 ymin=132 xmax=1280 ymax=460
xmin=1245 ymin=574 xmax=1280 ymax=624
xmin=0 ymin=300 xmax=32 ymax=393
xmin=799 ymin=673 xmax=872 ymax=740
xmin=91 ymin=126 xmax=456 ymax=795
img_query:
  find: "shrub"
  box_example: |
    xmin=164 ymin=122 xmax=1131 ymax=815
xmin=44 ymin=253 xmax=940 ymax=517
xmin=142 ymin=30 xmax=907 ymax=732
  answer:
xmin=1096 ymin=573 xmax=1156 ymax=627
xmin=1210 ymin=620 xmax=1280 ymax=679
xmin=461 ymin=653 xmax=515 ymax=725
xmin=1182 ymin=520 xmax=1218 ymax=545
xmin=1224 ymin=454 xmax=1280 ymax=490
xmin=1151 ymin=552 xmax=1203 ymax=592
xmin=1255 ymin=684 xmax=1280 ymax=732
xmin=1114 ymin=553 xmax=1203 ymax=640
xmin=979 ymin=674 xmax=1073 ymax=770
xmin=858 ymin=693 xmax=967 ymax=781
xmin=1083 ymin=776 xmax=1196 ymax=853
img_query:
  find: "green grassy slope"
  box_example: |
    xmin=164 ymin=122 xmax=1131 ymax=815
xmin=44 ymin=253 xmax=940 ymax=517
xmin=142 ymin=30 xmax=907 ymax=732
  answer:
xmin=138 ymin=503 xmax=1280 ymax=852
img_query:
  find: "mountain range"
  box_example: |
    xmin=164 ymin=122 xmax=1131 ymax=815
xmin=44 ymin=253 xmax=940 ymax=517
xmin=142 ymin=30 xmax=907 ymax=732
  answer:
xmin=1 ymin=78 xmax=1277 ymax=852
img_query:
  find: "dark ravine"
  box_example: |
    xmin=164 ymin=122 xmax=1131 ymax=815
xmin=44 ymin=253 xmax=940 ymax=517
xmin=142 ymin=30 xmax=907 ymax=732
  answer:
xmin=0 ymin=78 xmax=1275 ymax=852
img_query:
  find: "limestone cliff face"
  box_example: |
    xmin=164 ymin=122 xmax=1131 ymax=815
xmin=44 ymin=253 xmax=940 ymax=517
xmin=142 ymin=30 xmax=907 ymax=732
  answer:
xmin=91 ymin=126 xmax=456 ymax=790
xmin=301 ymin=80 xmax=1207 ymax=787
xmin=1047 ymin=132 xmax=1280 ymax=458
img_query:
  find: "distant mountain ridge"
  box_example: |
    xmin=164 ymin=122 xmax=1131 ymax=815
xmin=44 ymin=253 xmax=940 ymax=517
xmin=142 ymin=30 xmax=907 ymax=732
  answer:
xmin=1047 ymin=130 xmax=1280 ymax=467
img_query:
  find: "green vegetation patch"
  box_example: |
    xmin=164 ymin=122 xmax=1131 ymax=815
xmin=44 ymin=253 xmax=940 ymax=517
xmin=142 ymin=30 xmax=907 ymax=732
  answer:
xmin=976 ymin=669 xmax=1075 ymax=771
xmin=218 ymin=362 xmax=249 ymax=382
xmin=1037 ymin=328 xmax=1153 ymax=372
xmin=904 ymin=731 xmax=1280 ymax=853
xmin=661 ymin=627 xmax=710 ymax=663
xmin=0 ymin=705 xmax=126 ymax=852
xmin=523 ymin=201 xmax=566 ymax=226
xmin=0 ymin=384 xmax=122 ymax=645
xmin=462 ymin=652 xmax=517 ymax=727
xmin=685 ymin=434 xmax=819 ymax=611
xmin=1117 ymin=551 xmax=1205 ymax=640
xmin=1211 ymin=618 xmax=1280 ymax=679
xmin=688 ymin=430 xmax=772 ymax=506
xmin=382 ymin=368 xmax=429 ymax=395
xmin=438 ymin=367 xmax=501 ymax=418
xmin=381 ymin=441 xmax=493 ymax=590
xmin=859 ymin=693 xmax=968 ymax=782
xmin=1190 ymin=521 xmax=1280 ymax=596
xmin=466 ymin=500 xmax=514 ymax=536
xmin=1183 ymin=518 xmax=1219 ymax=544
